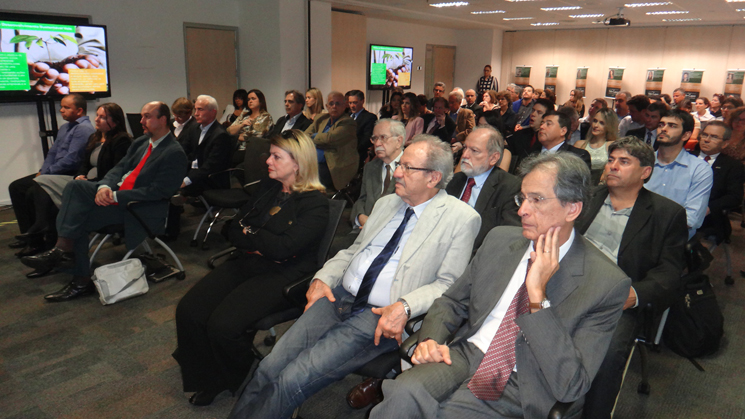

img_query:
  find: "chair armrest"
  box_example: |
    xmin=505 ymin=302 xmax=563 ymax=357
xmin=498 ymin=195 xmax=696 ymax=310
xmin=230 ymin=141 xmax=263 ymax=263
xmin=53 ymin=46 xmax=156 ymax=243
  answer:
xmin=283 ymin=274 xmax=314 ymax=307
xmin=125 ymin=200 xmax=164 ymax=239
xmin=405 ymin=314 xmax=427 ymax=336
xmin=547 ymin=401 xmax=574 ymax=419
xmin=207 ymin=246 xmax=237 ymax=269
xmin=399 ymin=330 xmax=420 ymax=365
xmin=207 ymin=167 xmax=245 ymax=178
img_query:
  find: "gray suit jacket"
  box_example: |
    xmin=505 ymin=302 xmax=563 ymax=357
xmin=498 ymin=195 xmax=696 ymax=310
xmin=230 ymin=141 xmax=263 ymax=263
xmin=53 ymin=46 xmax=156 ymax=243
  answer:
xmin=316 ymin=189 xmax=481 ymax=317
xmin=420 ymin=226 xmax=630 ymax=418
xmin=350 ymin=157 xmax=398 ymax=225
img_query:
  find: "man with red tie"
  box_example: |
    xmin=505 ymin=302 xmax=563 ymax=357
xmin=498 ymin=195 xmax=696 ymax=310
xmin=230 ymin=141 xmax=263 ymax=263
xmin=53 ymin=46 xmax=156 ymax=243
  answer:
xmin=446 ymin=126 xmax=521 ymax=250
xmin=22 ymin=101 xmax=188 ymax=302
xmin=370 ymin=152 xmax=630 ymax=419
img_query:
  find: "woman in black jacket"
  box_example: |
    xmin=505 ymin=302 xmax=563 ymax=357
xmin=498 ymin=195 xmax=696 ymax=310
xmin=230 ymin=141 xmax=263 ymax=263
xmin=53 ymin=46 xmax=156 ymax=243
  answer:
xmin=173 ymin=129 xmax=329 ymax=406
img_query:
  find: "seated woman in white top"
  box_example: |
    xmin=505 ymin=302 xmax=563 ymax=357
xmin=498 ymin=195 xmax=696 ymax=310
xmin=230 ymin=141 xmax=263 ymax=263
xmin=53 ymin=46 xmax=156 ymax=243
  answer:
xmin=573 ymin=108 xmax=618 ymax=185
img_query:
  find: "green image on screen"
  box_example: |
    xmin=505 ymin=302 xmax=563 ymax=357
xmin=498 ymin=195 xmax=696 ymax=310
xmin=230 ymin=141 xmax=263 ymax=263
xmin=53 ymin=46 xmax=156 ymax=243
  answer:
xmin=371 ymin=63 xmax=387 ymax=85
xmin=0 ymin=52 xmax=31 ymax=91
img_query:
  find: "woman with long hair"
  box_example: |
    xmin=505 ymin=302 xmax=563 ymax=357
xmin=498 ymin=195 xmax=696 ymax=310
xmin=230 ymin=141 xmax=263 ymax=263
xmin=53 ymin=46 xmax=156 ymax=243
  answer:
xmin=395 ymin=92 xmax=424 ymax=144
xmin=303 ymin=87 xmax=325 ymax=121
xmin=379 ymin=91 xmax=403 ymax=119
xmin=710 ymin=94 xmax=725 ymax=118
xmin=563 ymin=89 xmax=585 ymax=118
xmin=573 ymin=107 xmax=618 ymax=185
xmin=479 ymin=89 xmax=499 ymax=112
xmin=221 ymin=89 xmax=249 ymax=127
xmin=173 ymin=129 xmax=329 ymax=407
xmin=228 ymin=89 xmax=273 ymax=153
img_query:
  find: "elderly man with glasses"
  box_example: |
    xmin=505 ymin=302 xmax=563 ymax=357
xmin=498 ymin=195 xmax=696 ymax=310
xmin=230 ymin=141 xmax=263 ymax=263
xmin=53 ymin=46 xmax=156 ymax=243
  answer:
xmin=228 ymin=135 xmax=480 ymax=419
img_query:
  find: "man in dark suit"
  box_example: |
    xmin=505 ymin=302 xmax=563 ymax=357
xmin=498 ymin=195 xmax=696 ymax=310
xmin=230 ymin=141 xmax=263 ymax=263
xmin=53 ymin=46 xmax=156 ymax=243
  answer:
xmin=536 ymin=110 xmax=591 ymax=169
xmin=422 ymin=97 xmax=456 ymax=144
xmin=627 ymin=101 xmax=666 ymax=150
xmin=576 ymin=137 xmax=687 ymax=419
xmin=426 ymin=82 xmax=446 ymax=110
xmin=446 ymin=126 xmax=521 ymax=250
xmin=171 ymin=97 xmax=198 ymax=139
xmin=346 ymin=89 xmax=378 ymax=165
xmin=21 ymin=101 xmax=188 ymax=302
xmin=506 ymin=98 xmax=553 ymax=174
xmin=463 ymin=89 xmax=483 ymax=115
xmin=694 ymin=121 xmax=745 ymax=247
xmin=264 ymin=90 xmax=312 ymax=139
xmin=371 ymin=152 xmax=630 ymax=419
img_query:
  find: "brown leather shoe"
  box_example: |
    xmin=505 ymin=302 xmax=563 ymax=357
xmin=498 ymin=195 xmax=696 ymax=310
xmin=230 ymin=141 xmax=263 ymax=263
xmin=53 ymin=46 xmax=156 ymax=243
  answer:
xmin=347 ymin=377 xmax=384 ymax=409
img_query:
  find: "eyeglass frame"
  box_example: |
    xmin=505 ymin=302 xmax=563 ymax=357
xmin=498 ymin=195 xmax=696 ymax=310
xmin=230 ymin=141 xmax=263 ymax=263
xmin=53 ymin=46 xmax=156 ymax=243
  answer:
xmin=394 ymin=161 xmax=432 ymax=174
xmin=514 ymin=193 xmax=560 ymax=208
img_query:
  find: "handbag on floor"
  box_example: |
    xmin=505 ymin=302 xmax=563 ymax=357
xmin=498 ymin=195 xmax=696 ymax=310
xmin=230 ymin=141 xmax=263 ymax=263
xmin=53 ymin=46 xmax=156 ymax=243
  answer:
xmin=92 ymin=259 xmax=149 ymax=305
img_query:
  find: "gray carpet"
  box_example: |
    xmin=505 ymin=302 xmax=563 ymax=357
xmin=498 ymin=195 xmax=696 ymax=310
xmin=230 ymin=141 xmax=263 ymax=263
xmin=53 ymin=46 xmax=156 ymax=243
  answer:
xmin=0 ymin=204 xmax=743 ymax=419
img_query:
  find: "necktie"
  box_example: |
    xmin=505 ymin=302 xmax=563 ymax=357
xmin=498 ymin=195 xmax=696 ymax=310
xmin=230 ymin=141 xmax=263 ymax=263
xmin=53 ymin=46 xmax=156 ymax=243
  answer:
xmin=646 ymin=131 xmax=653 ymax=145
xmin=383 ymin=164 xmax=392 ymax=195
xmin=461 ymin=178 xmax=476 ymax=204
xmin=529 ymin=133 xmax=537 ymax=148
xmin=351 ymin=207 xmax=415 ymax=314
xmin=704 ymin=155 xmax=710 ymax=162
xmin=428 ymin=121 xmax=440 ymax=134
xmin=468 ymin=259 xmax=531 ymax=401
xmin=119 ymin=143 xmax=152 ymax=191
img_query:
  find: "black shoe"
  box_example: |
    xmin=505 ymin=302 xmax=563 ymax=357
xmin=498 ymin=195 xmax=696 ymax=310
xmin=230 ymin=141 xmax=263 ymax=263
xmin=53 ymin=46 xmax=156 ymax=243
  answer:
xmin=44 ymin=280 xmax=95 ymax=302
xmin=15 ymin=232 xmax=42 ymax=241
xmin=9 ymin=240 xmax=27 ymax=249
xmin=26 ymin=268 xmax=53 ymax=279
xmin=188 ymin=389 xmax=222 ymax=406
xmin=170 ymin=194 xmax=187 ymax=207
xmin=15 ymin=244 xmax=45 ymax=258
xmin=21 ymin=247 xmax=75 ymax=271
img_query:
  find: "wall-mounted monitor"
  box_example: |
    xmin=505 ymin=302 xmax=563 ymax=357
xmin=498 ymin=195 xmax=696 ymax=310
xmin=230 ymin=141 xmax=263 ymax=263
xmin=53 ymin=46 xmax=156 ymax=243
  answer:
xmin=368 ymin=44 xmax=413 ymax=90
xmin=0 ymin=14 xmax=111 ymax=103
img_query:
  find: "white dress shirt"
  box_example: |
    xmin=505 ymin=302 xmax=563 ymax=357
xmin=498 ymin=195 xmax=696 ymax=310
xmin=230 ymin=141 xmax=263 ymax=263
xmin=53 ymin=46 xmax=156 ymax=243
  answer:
xmin=459 ymin=167 xmax=493 ymax=208
xmin=183 ymin=120 xmax=215 ymax=185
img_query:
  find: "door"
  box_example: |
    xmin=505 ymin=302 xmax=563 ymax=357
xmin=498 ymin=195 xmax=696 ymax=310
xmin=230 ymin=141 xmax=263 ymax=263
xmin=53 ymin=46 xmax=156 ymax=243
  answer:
xmin=425 ymin=45 xmax=456 ymax=98
xmin=184 ymin=24 xmax=239 ymax=117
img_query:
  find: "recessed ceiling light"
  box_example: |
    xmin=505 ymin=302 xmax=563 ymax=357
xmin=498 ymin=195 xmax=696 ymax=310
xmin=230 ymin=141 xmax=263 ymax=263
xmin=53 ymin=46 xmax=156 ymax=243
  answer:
xmin=505 ymin=0 xmax=541 ymax=2
xmin=646 ymin=10 xmax=689 ymax=15
xmin=503 ymin=17 xmax=535 ymax=20
xmin=531 ymin=22 xmax=560 ymax=26
xmin=570 ymin=14 xmax=605 ymax=18
xmin=624 ymin=2 xmax=672 ymax=6
xmin=737 ymin=8 xmax=745 ymax=11
xmin=471 ymin=10 xmax=506 ymax=14
xmin=662 ymin=17 xmax=702 ymax=21
xmin=540 ymin=6 xmax=581 ymax=11
xmin=726 ymin=0 xmax=745 ymax=3
xmin=429 ymin=1 xmax=468 ymax=7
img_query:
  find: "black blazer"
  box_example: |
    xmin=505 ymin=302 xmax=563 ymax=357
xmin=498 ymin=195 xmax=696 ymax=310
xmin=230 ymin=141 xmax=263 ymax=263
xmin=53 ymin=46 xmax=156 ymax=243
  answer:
xmin=556 ymin=141 xmax=592 ymax=169
xmin=506 ymin=127 xmax=537 ymax=174
xmin=228 ymin=178 xmax=329 ymax=272
xmin=576 ymin=186 xmax=688 ymax=311
xmin=445 ymin=167 xmax=521 ymax=250
xmin=264 ymin=113 xmax=313 ymax=139
xmin=627 ymin=126 xmax=660 ymax=151
xmin=693 ymin=150 xmax=745 ymax=240
xmin=354 ymin=109 xmax=378 ymax=161
xmin=422 ymin=113 xmax=456 ymax=144
xmin=76 ymin=131 xmax=132 ymax=181
xmin=180 ymin=121 xmax=234 ymax=188
xmin=170 ymin=117 xmax=199 ymax=140
xmin=462 ymin=102 xmax=483 ymax=115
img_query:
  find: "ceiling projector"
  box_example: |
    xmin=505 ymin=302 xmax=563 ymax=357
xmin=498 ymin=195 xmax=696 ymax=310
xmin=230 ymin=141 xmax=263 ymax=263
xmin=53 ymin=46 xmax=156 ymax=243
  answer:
xmin=603 ymin=8 xmax=631 ymax=26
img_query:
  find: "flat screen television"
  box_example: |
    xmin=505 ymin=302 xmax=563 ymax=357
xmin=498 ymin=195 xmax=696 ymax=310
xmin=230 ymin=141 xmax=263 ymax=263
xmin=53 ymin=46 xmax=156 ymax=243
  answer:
xmin=0 ymin=13 xmax=111 ymax=102
xmin=368 ymin=44 xmax=413 ymax=90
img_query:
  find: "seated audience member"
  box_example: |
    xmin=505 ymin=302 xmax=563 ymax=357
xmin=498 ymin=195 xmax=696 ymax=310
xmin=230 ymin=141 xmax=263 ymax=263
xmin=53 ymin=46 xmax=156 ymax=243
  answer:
xmin=9 ymin=93 xmax=95 ymax=249
xmin=628 ymin=101 xmax=667 ymax=150
xmin=490 ymin=90 xmax=516 ymax=138
xmin=557 ymin=105 xmax=581 ymax=146
xmin=695 ymin=121 xmax=745 ymax=246
xmin=512 ymin=84 xmax=535 ymax=129
xmin=19 ymin=104 xmax=132 ymax=263
xmin=227 ymin=89 xmax=273 ymax=155
xmin=171 ymin=97 xmax=197 ymax=139
xmin=264 ymin=90 xmax=312 ymax=139
xmin=416 ymin=94 xmax=431 ymax=117
xmin=618 ymin=95 xmax=649 ymax=137
xmin=303 ymin=87 xmax=326 ymax=121
xmin=693 ymin=97 xmax=716 ymax=133
xmin=722 ymin=106 xmax=745 ymax=161
xmin=479 ymin=89 xmax=499 ymax=114
xmin=671 ymin=87 xmax=686 ymax=109
xmin=397 ymin=92 xmax=424 ymax=144
xmin=614 ymin=91 xmax=631 ymax=120
xmin=370 ymin=152 xmax=630 ymax=419
xmin=423 ymin=97 xmax=456 ymax=144
xmin=168 ymin=95 xmax=233 ymax=238
xmin=306 ymin=91 xmax=358 ymax=191
xmin=446 ymin=126 xmax=521 ymax=249
xmin=563 ymin=89 xmax=585 ymax=118
xmin=379 ymin=91 xmax=403 ymax=120
xmin=539 ymin=89 xmax=557 ymax=110
xmin=476 ymin=64 xmax=498 ymax=97
xmin=677 ymin=99 xmax=700 ymax=145
xmin=345 ymin=89 xmax=378 ymax=164
xmin=506 ymin=83 xmax=521 ymax=103
xmin=448 ymin=91 xmax=476 ymax=153
xmin=574 ymin=108 xmax=618 ymax=185
xmin=645 ymin=109 xmax=713 ymax=239
xmin=710 ymin=93 xmax=724 ymax=119
xmin=506 ymin=98 xmax=553 ymax=173
xmin=577 ymin=137 xmax=688 ymax=419
xmin=463 ymin=89 xmax=483 ymax=115
xmin=659 ymin=93 xmax=673 ymax=108
xmin=173 ymin=130 xmax=328 ymax=406
xmin=221 ymin=89 xmax=249 ymax=128
xmin=579 ymin=97 xmax=609 ymax=138
xmin=537 ymin=110 xmax=592 ymax=168
xmin=427 ymin=81 xmax=447 ymax=110
xmin=21 ymin=102 xmax=188 ymax=302
xmin=228 ymin=135 xmax=481 ymax=419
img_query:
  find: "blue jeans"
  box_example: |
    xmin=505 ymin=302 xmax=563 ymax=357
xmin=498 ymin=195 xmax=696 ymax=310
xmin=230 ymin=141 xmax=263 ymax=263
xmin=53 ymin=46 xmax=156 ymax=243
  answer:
xmin=228 ymin=287 xmax=400 ymax=419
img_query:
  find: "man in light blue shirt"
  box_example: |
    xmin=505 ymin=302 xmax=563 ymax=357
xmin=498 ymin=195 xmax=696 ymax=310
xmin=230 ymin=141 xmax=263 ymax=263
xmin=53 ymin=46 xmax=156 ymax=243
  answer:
xmin=645 ymin=109 xmax=713 ymax=239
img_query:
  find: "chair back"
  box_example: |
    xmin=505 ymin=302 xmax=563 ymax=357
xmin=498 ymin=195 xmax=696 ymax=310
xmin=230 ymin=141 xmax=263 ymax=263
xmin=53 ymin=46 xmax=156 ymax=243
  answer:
xmin=126 ymin=113 xmax=145 ymax=138
xmin=317 ymin=199 xmax=347 ymax=267
xmin=239 ymin=136 xmax=271 ymax=193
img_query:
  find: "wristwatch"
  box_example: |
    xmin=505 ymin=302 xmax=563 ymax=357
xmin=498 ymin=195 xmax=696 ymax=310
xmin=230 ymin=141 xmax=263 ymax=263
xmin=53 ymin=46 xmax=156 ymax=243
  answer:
xmin=398 ymin=298 xmax=412 ymax=318
xmin=529 ymin=298 xmax=551 ymax=310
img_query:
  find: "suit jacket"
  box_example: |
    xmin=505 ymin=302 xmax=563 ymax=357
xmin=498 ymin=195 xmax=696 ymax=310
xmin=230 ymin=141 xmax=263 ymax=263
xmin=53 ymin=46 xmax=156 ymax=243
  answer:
xmin=462 ymin=102 xmax=482 ymax=115
xmin=693 ymin=150 xmax=745 ymax=239
xmin=350 ymin=157 xmax=398 ymax=225
xmin=576 ymin=186 xmax=687 ymax=310
xmin=453 ymin=108 xmax=476 ymax=143
xmin=99 ymin=133 xmax=188 ymax=249
xmin=422 ymin=113 xmax=456 ymax=144
xmin=506 ymin=128 xmax=538 ymax=174
xmin=419 ymin=226 xmax=630 ymax=418
xmin=170 ymin=117 xmax=198 ymax=140
xmin=180 ymin=121 xmax=233 ymax=189
xmin=316 ymin=190 xmax=481 ymax=317
xmin=353 ymin=109 xmax=378 ymax=161
xmin=76 ymin=131 xmax=132 ymax=181
xmin=264 ymin=113 xmax=312 ymax=139
xmin=627 ymin=126 xmax=659 ymax=150
xmin=445 ymin=168 xmax=521 ymax=249
xmin=306 ymin=113 xmax=359 ymax=190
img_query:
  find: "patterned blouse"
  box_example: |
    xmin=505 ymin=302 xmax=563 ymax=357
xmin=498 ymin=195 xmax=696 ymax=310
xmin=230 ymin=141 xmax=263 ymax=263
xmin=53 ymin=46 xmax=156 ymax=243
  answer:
xmin=722 ymin=135 xmax=745 ymax=162
xmin=231 ymin=110 xmax=274 ymax=138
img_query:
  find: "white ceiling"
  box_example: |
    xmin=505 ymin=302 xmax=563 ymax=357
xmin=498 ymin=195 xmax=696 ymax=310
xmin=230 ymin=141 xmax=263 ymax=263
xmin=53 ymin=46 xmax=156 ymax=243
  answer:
xmin=330 ymin=0 xmax=745 ymax=30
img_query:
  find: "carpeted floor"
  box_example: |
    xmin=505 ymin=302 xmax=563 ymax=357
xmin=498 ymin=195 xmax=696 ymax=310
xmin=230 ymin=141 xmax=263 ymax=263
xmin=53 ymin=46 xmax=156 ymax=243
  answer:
xmin=0 ymin=204 xmax=743 ymax=419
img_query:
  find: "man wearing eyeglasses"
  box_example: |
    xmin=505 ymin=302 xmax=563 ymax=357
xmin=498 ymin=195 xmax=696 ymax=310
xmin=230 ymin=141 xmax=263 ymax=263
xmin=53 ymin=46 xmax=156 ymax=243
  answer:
xmin=305 ymin=91 xmax=358 ymax=191
xmin=575 ymin=137 xmax=687 ymax=419
xmin=369 ymin=152 xmax=629 ymax=419
xmin=427 ymin=81 xmax=447 ymax=110
xmin=229 ymin=135 xmax=480 ymax=419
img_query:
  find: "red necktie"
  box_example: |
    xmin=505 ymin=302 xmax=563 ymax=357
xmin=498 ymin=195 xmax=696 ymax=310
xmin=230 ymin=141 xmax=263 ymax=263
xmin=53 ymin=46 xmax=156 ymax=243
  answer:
xmin=704 ymin=155 xmax=711 ymax=162
xmin=468 ymin=259 xmax=531 ymax=401
xmin=529 ymin=133 xmax=537 ymax=148
xmin=461 ymin=178 xmax=476 ymax=203
xmin=119 ymin=143 xmax=152 ymax=191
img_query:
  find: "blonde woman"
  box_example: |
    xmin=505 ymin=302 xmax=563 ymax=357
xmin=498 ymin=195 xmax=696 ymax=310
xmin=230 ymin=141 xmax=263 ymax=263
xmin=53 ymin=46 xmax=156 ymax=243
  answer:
xmin=563 ymin=89 xmax=585 ymax=118
xmin=303 ymin=87 xmax=325 ymax=121
xmin=574 ymin=108 xmax=617 ymax=185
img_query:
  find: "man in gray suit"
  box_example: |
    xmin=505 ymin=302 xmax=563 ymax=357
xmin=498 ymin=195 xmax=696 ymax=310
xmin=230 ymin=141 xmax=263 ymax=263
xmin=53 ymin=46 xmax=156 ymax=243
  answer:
xmin=370 ymin=152 xmax=630 ymax=419
xmin=229 ymin=135 xmax=481 ymax=419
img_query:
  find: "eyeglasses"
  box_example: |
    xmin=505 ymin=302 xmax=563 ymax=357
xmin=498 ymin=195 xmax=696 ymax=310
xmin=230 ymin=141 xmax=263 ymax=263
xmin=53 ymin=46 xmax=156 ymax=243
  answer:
xmin=326 ymin=101 xmax=344 ymax=108
xmin=370 ymin=134 xmax=393 ymax=143
xmin=699 ymin=133 xmax=724 ymax=141
xmin=395 ymin=161 xmax=432 ymax=174
xmin=514 ymin=193 xmax=559 ymax=207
